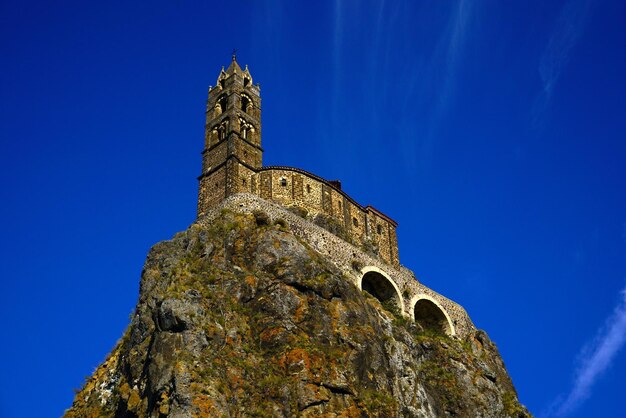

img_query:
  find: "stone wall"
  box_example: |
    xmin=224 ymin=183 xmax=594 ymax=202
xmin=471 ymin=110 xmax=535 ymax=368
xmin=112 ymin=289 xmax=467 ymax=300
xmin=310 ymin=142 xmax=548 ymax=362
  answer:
xmin=201 ymin=141 xmax=227 ymax=175
xmin=196 ymin=193 xmax=475 ymax=338
xmin=197 ymin=167 xmax=226 ymax=216
xmin=249 ymin=167 xmax=400 ymax=267
xmin=233 ymin=136 xmax=262 ymax=168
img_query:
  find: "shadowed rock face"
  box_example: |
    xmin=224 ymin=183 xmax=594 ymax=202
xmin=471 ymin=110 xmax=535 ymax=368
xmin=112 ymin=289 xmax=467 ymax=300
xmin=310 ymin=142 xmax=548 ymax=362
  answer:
xmin=65 ymin=210 xmax=531 ymax=418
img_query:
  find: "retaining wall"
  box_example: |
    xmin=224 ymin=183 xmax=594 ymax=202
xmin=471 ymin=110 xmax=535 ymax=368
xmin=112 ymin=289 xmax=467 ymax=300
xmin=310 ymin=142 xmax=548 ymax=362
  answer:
xmin=196 ymin=193 xmax=475 ymax=338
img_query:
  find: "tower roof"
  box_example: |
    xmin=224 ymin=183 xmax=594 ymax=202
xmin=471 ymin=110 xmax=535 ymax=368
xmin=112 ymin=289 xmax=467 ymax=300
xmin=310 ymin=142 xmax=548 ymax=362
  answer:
xmin=225 ymin=50 xmax=243 ymax=75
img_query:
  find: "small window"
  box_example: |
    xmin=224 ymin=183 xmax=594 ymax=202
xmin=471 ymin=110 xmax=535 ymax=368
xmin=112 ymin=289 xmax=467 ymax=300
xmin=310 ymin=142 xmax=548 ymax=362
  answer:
xmin=377 ymin=225 xmax=383 ymax=234
xmin=306 ymin=184 xmax=311 ymax=193
xmin=242 ymin=178 xmax=246 ymax=186
xmin=243 ymin=77 xmax=250 ymax=87
xmin=219 ymin=79 xmax=225 ymax=89
xmin=280 ymin=178 xmax=287 ymax=187
xmin=352 ymin=217 xmax=359 ymax=227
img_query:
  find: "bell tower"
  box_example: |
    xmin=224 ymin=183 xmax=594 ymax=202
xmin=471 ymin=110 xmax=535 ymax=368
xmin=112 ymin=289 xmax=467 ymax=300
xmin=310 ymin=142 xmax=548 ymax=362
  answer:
xmin=197 ymin=53 xmax=262 ymax=217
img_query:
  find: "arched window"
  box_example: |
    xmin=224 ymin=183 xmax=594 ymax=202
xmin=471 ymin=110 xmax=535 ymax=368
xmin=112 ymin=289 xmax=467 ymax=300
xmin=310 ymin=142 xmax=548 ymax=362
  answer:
xmin=218 ymin=120 xmax=228 ymax=142
xmin=218 ymin=95 xmax=228 ymax=114
xmin=241 ymin=94 xmax=251 ymax=113
xmin=243 ymin=77 xmax=251 ymax=88
xmin=240 ymin=118 xmax=255 ymax=141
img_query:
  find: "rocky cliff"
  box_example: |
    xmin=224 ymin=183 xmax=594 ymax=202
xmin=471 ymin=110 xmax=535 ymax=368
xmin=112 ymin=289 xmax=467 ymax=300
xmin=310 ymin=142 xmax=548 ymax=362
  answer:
xmin=65 ymin=208 xmax=530 ymax=417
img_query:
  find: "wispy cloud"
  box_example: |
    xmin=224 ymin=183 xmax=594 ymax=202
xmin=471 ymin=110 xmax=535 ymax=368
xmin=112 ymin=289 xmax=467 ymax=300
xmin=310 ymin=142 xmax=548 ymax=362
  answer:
xmin=533 ymin=0 xmax=592 ymax=127
xmin=323 ymin=1 xmax=478 ymax=178
xmin=329 ymin=0 xmax=344 ymax=141
xmin=542 ymin=284 xmax=626 ymax=417
xmin=440 ymin=0 xmax=473 ymax=108
xmin=416 ymin=0 xmax=472 ymax=170
xmin=251 ymin=1 xmax=285 ymax=73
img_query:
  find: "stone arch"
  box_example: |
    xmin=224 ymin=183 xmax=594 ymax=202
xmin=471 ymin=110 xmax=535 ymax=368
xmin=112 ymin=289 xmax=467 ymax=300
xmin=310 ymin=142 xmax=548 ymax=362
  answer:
xmin=359 ymin=266 xmax=405 ymax=316
xmin=410 ymin=294 xmax=455 ymax=336
xmin=217 ymin=120 xmax=229 ymax=142
xmin=239 ymin=117 xmax=254 ymax=140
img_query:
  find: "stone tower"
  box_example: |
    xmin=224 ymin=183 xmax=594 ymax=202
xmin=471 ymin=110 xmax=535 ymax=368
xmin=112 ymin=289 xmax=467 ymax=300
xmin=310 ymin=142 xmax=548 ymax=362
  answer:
xmin=197 ymin=53 xmax=262 ymax=217
xmin=196 ymin=57 xmax=400 ymax=267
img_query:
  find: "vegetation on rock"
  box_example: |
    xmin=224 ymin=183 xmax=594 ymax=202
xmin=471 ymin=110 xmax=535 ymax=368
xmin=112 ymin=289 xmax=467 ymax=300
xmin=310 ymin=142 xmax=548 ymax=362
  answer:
xmin=65 ymin=210 xmax=530 ymax=417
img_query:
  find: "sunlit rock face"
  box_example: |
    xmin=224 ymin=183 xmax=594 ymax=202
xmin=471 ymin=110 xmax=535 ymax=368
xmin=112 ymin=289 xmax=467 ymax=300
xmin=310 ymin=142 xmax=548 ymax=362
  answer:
xmin=65 ymin=209 xmax=530 ymax=418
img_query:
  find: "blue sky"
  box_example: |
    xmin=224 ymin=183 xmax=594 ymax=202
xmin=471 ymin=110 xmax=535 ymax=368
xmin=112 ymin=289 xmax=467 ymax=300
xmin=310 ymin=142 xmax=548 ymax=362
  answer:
xmin=1 ymin=1 xmax=625 ymax=417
